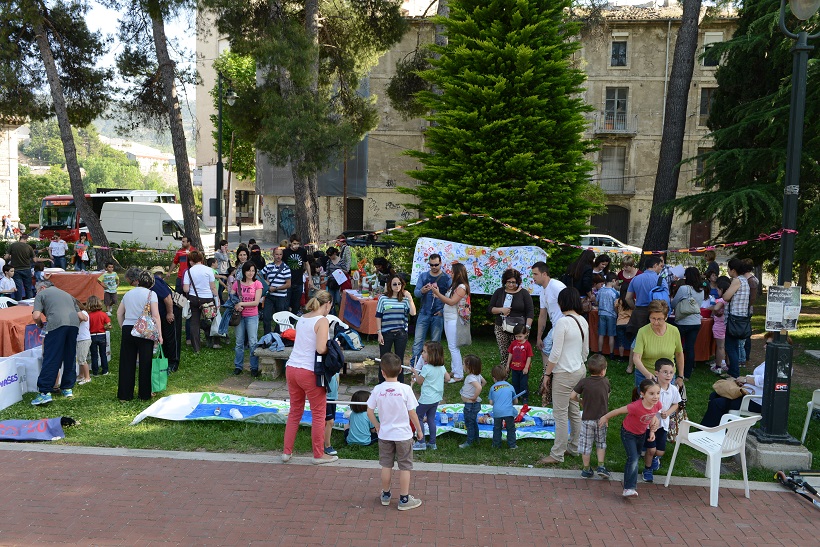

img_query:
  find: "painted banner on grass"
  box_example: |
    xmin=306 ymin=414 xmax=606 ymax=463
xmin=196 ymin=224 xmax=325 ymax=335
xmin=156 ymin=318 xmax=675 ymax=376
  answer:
xmin=410 ymin=237 xmax=547 ymax=296
xmin=129 ymin=393 xmax=557 ymax=440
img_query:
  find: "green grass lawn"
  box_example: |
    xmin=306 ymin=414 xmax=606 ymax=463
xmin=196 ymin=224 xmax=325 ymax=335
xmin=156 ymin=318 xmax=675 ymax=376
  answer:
xmin=2 ymin=292 xmax=818 ymax=482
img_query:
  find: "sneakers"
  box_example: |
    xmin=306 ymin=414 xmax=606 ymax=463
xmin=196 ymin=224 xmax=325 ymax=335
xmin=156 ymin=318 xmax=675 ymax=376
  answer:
xmin=412 ymin=440 xmax=427 ymax=451
xmin=651 ymin=456 xmax=661 ymax=472
xmin=251 ymin=370 xmax=261 ymax=378
xmin=101 ymin=371 xmax=110 ymax=376
xmin=642 ymin=469 xmax=654 ymax=483
xmin=596 ymin=466 xmax=612 ymax=479
xmin=281 ymin=453 xmax=292 ymax=463
xmin=427 ymin=443 xmax=437 ymax=451
xmin=324 ymin=445 xmax=338 ymax=456
xmin=623 ymin=489 xmax=639 ymax=497
xmin=458 ymin=442 xmax=473 ymax=449
xmin=312 ymin=455 xmax=338 ymax=465
xmin=77 ymin=379 xmax=91 ymax=385
xmin=233 ymin=368 xmax=242 ymax=375
xmin=397 ymin=495 xmax=423 ymax=511
xmin=61 ymin=389 xmax=73 ymax=398
xmin=31 ymin=393 xmax=52 ymax=405
xmin=581 ymin=468 xmax=594 ymax=478
xmin=380 ymin=491 xmax=391 ymax=506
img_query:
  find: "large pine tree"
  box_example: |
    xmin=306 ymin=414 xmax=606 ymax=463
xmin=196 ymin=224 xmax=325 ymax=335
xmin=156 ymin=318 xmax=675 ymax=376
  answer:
xmin=672 ymin=0 xmax=820 ymax=282
xmin=402 ymin=0 xmax=596 ymax=255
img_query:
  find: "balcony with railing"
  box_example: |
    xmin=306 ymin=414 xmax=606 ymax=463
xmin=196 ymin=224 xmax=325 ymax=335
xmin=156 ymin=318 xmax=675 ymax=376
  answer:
xmin=593 ymin=112 xmax=638 ymax=136
xmin=592 ymin=174 xmax=635 ymax=195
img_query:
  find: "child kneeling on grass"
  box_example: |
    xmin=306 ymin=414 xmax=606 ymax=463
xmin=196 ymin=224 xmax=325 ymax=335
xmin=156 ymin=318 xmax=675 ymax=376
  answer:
xmin=345 ymin=390 xmax=378 ymax=446
xmin=367 ymin=353 xmax=424 ymax=511
xmin=570 ymin=354 xmax=611 ymax=479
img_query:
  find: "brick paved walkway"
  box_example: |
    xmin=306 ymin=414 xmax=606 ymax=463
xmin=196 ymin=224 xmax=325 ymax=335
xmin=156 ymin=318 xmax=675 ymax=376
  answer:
xmin=0 ymin=445 xmax=816 ymax=546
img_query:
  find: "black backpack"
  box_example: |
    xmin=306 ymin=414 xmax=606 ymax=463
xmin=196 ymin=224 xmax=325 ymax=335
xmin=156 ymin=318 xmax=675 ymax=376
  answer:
xmin=315 ymin=338 xmax=345 ymax=390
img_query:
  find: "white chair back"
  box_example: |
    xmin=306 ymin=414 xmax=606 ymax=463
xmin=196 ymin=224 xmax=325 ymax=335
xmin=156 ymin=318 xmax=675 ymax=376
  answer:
xmin=0 ymin=296 xmax=16 ymax=308
xmin=801 ymin=389 xmax=820 ymax=444
xmin=718 ymin=414 xmax=760 ymax=456
xmin=271 ymin=311 xmax=299 ymax=332
xmin=326 ymin=314 xmax=349 ymax=331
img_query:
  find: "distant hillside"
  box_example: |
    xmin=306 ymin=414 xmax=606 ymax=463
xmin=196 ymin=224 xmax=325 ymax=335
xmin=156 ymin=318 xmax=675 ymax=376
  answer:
xmin=93 ymin=98 xmax=197 ymax=157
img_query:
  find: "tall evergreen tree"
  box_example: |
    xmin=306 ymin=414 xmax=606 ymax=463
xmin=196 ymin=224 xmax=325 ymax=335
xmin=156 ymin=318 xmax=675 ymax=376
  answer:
xmin=401 ymin=0 xmax=596 ymax=255
xmin=201 ymin=0 xmax=407 ymax=243
xmin=0 ymin=0 xmax=113 ymax=264
xmin=671 ymin=0 xmax=820 ymax=284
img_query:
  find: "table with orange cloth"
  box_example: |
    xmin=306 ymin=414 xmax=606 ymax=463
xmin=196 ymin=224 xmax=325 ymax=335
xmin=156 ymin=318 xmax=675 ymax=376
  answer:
xmin=0 ymin=306 xmax=44 ymax=357
xmin=47 ymin=271 xmax=105 ymax=301
xmin=339 ymin=291 xmax=381 ymax=335
xmin=588 ymin=309 xmax=715 ymax=361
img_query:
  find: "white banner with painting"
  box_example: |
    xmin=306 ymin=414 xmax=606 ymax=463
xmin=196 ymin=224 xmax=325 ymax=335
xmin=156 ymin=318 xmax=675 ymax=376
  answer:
xmin=410 ymin=237 xmax=548 ymax=295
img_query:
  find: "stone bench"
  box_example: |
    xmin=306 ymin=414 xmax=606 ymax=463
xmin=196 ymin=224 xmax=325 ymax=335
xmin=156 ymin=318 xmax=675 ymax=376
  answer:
xmin=254 ymin=344 xmax=382 ymax=382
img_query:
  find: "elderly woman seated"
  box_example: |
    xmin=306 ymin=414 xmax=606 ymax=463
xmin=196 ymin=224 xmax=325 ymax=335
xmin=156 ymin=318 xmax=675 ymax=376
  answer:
xmin=700 ymin=331 xmax=786 ymax=427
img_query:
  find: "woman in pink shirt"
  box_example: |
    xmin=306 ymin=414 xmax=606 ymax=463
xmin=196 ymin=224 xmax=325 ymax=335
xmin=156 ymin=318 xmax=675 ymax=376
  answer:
xmin=233 ymin=262 xmax=263 ymax=377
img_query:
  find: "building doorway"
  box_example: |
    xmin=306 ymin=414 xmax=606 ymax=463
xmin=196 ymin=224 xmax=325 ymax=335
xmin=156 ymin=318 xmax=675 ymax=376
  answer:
xmin=590 ymin=205 xmax=630 ymax=243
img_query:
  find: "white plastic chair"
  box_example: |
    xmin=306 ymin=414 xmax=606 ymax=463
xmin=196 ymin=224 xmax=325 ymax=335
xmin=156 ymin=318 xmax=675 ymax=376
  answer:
xmin=664 ymin=414 xmax=762 ymax=507
xmin=326 ymin=314 xmax=349 ymax=331
xmin=271 ymin=311 xmax=299 ymax=332
xmin=801 ymin=389 xmax=820 ymax=444
xmin=0 ymin=296 xmax=16 ymax=308
xmin=728 ymin=394 xmax=762 ymax=418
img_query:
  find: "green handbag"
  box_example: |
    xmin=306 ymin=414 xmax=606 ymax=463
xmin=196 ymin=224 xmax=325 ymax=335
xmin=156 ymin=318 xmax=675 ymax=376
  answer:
xmin=151 ymin=345 xmax=169 ymax=393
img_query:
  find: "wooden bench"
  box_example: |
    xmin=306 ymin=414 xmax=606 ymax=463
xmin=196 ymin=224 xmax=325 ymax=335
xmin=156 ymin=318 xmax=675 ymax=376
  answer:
xmin=254 ymin=345 xmax=383 ymax=383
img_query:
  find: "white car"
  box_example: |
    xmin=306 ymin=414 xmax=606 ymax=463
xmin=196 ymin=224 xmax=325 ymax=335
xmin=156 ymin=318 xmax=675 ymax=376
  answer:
xmin=579 ymin=234 xmax=642 ymax=255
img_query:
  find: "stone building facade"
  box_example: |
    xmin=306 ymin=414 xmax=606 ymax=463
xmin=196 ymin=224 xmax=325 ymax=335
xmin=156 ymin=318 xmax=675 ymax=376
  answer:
xmin=0 ymin=120 xmax=21 ymax=223
xmin=195 ymin=2 xmax=736 ymax=248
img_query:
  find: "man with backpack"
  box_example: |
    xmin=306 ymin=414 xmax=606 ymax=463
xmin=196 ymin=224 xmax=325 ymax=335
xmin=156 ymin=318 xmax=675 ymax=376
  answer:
xmin=625 ymin=255 xmax=667 ymax=337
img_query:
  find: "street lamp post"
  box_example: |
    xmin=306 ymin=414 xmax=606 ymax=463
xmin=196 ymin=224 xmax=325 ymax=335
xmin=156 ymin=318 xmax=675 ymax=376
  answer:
xmin=215 ymin=72 xmax=237 ymax=249
xmin=753 ymin=0 xmax=820 ymax=444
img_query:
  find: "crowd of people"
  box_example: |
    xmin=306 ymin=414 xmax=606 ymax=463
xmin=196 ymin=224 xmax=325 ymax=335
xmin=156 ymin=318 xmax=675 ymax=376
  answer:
xmin=7 ymin=232 xmax=767 ymax=503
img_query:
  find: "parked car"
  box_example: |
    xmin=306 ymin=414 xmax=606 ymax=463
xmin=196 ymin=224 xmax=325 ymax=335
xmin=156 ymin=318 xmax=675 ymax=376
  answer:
xmin=342 ymin=230 xmax=403 ymax=249
xmin=579 ymin=233 xmax=642 ymax=254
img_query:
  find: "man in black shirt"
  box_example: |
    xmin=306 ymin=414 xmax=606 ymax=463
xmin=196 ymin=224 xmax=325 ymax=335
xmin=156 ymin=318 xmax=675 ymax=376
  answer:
xmin=282 ymin=235 xmax=312 ymax=314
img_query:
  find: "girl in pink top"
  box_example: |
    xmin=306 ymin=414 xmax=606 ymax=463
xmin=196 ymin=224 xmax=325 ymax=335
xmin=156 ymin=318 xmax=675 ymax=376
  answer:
xmin=232 ymin=262 xmax=263 ymax=377
xmin=599 ymin=379 xmax=661 ymax=498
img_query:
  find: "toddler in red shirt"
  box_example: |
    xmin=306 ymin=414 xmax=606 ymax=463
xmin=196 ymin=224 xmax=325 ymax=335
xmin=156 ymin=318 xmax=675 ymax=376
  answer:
xmin=505 ymin=324 xmax=533 ymax=404
xmin=86 ymin=295 xmax=111 ymax=376
xmin=599 ymin=378 xmax=661 ymax=498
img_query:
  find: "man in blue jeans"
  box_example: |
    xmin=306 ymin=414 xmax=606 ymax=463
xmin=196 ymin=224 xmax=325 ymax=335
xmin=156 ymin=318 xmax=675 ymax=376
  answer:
xmin=410 ymin=254 xmax=450 ymax=369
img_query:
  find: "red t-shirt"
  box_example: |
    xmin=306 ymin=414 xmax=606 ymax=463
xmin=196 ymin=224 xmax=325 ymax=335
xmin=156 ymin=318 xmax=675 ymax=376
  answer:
xmin=88 ymin=310 xmax=110 ymax=334
xmin=507 ymin=340 xmax=533 ymax=371
xmin=174 ymin=246 xmax=196 ymax=279
xmin=622 ymin=399 xmax=662 ymax=435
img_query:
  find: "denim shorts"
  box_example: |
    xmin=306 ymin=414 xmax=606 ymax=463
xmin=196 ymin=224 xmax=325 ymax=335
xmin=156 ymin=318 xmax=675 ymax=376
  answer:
xmin=598 ymin=314 xmax=616 ymax=337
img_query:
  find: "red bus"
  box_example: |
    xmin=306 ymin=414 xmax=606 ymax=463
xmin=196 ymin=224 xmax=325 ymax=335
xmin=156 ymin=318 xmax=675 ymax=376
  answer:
xmin=39 ymin=190 xmax=177 ymax=242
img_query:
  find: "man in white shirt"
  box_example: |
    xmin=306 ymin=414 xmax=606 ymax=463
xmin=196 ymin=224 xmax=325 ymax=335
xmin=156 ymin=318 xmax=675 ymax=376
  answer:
xmin=48 ymin=235 xmax=69 ymax=270
xmin=531 ymin=261 xmax=566 ymax=366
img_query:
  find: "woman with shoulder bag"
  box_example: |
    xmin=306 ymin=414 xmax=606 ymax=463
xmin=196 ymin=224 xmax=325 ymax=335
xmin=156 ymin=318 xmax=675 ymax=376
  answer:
xmin=488 ymin=269 xmax=534 ymax=368
xmin=117 ymin=268 xmax=162 ymax=401
xmin=232 ymin=261 xmax=263 ymax=377
xmin=375 ymin=275 xmax=416 ymax=383
xmin=671 ymin=267 xmax=705 ymax=379
xmin=539 ymin=287 xmax=589 ymax=465
xmin=432 ymin=262 xmax=471 ymax=382
xmin=721 ymin=258 xmax=752 ymax=378
xmin=183 ymin=250 xmax=220 ymax=353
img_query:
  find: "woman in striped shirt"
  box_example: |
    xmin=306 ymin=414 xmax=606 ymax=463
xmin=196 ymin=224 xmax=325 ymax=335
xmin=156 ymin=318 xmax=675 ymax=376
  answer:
xmin=375 ymin=275 xmax=416 ymax=383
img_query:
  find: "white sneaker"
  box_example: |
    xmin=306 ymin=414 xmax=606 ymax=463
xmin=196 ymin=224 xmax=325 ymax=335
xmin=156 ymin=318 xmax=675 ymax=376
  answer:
xmin=622 ymin=489 xmax=638 ymax=497
xmin=281 ymin=453 xmax=291 ymax=463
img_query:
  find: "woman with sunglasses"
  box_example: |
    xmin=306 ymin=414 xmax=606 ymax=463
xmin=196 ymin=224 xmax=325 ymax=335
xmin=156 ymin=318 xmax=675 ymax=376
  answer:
xmin=375 ymin=275 xmax=416 ymax=383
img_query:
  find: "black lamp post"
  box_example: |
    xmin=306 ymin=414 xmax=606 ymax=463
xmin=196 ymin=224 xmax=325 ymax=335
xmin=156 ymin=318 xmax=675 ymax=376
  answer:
xmin=753 ymin=0 xmax=820 ymax=444
xmin=215 ymin=71 xmax=237 ymax=248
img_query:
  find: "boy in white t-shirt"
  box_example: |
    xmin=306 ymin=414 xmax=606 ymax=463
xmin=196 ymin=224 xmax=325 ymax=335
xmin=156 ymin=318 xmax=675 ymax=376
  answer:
xmin=0 ymin=264 xmax=17 ymax=295
xmin=643 ymin=358 xmax=681 ymax=483
xmin=367 ymin=353 xmax=424 ymax=511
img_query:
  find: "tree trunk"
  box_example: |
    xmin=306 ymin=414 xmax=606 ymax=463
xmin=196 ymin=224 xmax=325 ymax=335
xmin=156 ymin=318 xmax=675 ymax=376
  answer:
xmin=33 ymin=19 xmax=113 ymax=267
xmin=292 ymin=163 xmax=320 ymax=245
xmin=798 ymin=263 xmax=811 ymax=293
xmin=641 ymin=0 xmax=702 ymax=255
xmin=435 ymin=0 xmax=448 ymax=49
xmin=150 ymin=12 xmax=203 ymax=252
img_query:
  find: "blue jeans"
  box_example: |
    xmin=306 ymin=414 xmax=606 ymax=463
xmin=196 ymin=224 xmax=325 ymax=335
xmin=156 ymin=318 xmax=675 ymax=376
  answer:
xmin=510 ymin=369 xmax=529 ymax=404
xmin=725 ymin=330 xmax=742 ymax=378
xmin=621 ymin=426 xmax=646 ymax=490
xmin=89 ymin=333 xmax=108 ymax=375
xmin=328 ymin=287 xmax=341 ymax=316
xmin=262 ymin=295 xmax=289 ymax=335
xmin=416 ymin=402 xmax=439 ymax=444
xmin=410 ymin=312 xmax=443 ymax=369
xmin=74 ymin=258 xmax=86 ymax=271
xmin=52 ymin=256 xmax=67 ymax=270
xmin=493 ymin=414 xmax=516 ymax=448
xmin=37 ymin=325 xmax=79 ymax=394
xmin=234 ymin=314 xmax=260 ymax=371
xmin=463 ymin=401 xmax=480 ymax=444
xmin=677 ymin=323 xmax=701 ymax=379
xmin=12 ymin=267 xmax=33 ymax=300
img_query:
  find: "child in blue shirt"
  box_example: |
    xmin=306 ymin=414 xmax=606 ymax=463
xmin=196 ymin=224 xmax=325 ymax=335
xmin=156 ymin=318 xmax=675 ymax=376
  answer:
xmin=489 ymin=365 xmax=518 ymax=449
xmin=411 ymin=341 xmax=449 ymax=451
xmin=597 ymin=274 xmax=619 ymax=360
xmin=344 ymin=390 xmax=378 ymax=446
xmin=323 ymin=372 xmax=340 ymax=456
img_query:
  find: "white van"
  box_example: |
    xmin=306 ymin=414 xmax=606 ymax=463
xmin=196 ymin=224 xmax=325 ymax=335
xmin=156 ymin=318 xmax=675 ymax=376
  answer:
xmin=100 ymin=202 xmax=213 ymax=250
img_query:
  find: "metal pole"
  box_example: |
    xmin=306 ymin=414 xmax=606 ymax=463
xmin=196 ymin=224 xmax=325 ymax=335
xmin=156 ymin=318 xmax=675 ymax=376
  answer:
xmin=754 ymin=4 xmax=817 ymax=444
xmin=215 ymin=73 xmax=224 ymax=250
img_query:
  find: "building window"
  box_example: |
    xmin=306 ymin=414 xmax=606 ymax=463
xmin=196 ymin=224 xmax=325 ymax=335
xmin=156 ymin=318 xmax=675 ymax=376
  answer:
xmin=695 ymin=147 xmax=712 ymax=188
xmin=600 ymin=146 xmax=626 ymax=193
xmin=611 ymin=41 xmax=627 ymax=67
xmin=604 ymin=87 xmax=629 ymax=131
xmin=702 ymin=32 xmax=723 ymax=67
xmin=699 ymin=88 xmax=716 ymax=125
